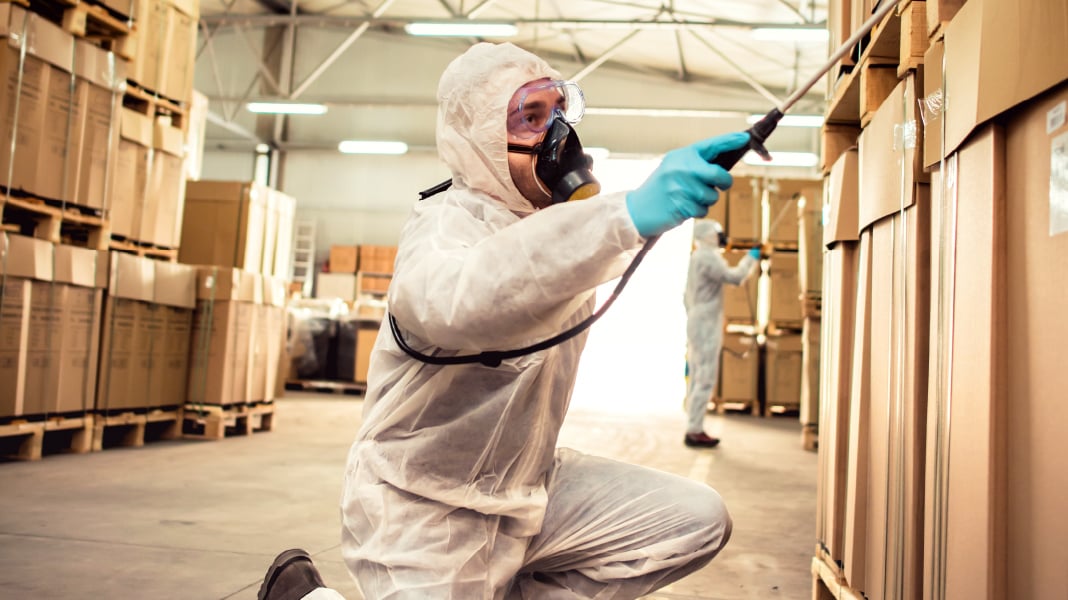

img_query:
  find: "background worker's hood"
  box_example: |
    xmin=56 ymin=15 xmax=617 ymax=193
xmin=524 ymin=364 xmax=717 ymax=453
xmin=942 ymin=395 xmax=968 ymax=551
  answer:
xmin=436 ymin=42 xmax=561 ymax=215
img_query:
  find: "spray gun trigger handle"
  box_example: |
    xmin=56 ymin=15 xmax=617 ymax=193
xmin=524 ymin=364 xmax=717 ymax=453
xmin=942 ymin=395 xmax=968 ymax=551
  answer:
xmin=748 ymin=136 xmax=773 ymax=161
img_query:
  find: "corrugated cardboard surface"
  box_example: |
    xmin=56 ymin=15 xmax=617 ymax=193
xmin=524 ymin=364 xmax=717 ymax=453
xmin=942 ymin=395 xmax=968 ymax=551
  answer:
xmin=768 ymin=251 xmax=802 ymax=324
xmin=858 ymin=75 xmax=927 ymax=232
xmin=153 ymin=261 xmax=196 ymax=308
xmin=330 ymin=245 xmax=358 ymax=274
xmin=1003 ymin=84 xmax=1068 ymax=600
xmin=941 ymin=0 xmax=1068 ymax=157
xmin=718 ymin=332 xmax=758 ymax=403
xmin=765 ymin=333 xmax=802 ymax=407
xmin=922 ymin=37 xmax=945 ymax=170
xmin=800 ymin=316 xmax=820 ymax=426
xmin=108 ymin=252 xmax=155 ymax=301
xmin=726 ymin=176 xmax=762 ymax=241
xmin=181 ymin=181 xmax=267 ymax=273
xmin=721 ymin=248 xmax=758 ymax=323
xmin=817 ymin=242 xmax=859 ymax=563
xmin=799 ymin=193 xmax=824 ymax=297
xmin=766 ymin=179 xmax=805 ymax=244
xmin=824 ymin=149 xmax=860 ymax=246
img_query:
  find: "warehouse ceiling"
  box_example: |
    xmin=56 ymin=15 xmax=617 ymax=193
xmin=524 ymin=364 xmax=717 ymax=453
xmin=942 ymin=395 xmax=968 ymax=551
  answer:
xmin=196 ymin=0 xmax=831 ymax=158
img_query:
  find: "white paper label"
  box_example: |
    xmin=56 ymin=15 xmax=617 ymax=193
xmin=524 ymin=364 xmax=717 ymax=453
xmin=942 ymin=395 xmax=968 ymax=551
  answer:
xmin=1048 ymin=101 xmax=1067 ymax=134
xmin=1051 ymin=131 xmax=1068 ymax=237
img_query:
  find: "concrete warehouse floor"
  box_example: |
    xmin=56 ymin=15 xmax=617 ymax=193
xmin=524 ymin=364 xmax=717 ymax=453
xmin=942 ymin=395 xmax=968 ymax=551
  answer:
xmin=0 ymin=393 xmax=816 ymax=599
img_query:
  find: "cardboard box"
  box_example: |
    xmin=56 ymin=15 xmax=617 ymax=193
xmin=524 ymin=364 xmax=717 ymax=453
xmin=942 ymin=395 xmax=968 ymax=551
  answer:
xmin=818 ymin=241 xmax=859 ymax=564
xmin=820 ymin=124 xmax=861 ymax=174
xmin=0 ymin=234 xmax=54 ymax=417
xmin=1002 ymin=85 xmax=1068 ymax=600
xmin=330 ymin=245 xmax=358 ymax=274
xmin=49 ymin=245 xmax=106 ymax=414
xmin=721 ymin=248 xmax=758 ymax=324
xmin=824 ymin=149 xmax=860 ymax=247
xmin=922 ymin=36 xmax=945 ymax=169
xmin=356 ymin=245 xmax=398 ymax=274
xmin=355 ymin=321 xmax=379 ymax=383
xmin=800 ymin=317 xmax=820 ymax=426
xmin=926 ymin=0 xmax=966 ymax=37
xmin=181 ymin=181 xmax=267 ymax=273
xmin=316 ymin=272 xmax=356 ymax=301
xmin=186 ymin=266 xmax=259 ymax=405
xmin=260 ymin=189 xmax=279 ymax=276
xmin=96 ymin=253 xmax=155 ymax=411
xmin=111 ymin=108 xmax=153 ymax=239
xmin=726 ymin=176 xmax=762 ymax=242
xmin=0 ymin=9 xmax=51 ymax=196
xmin=130 ymin=0 xmax=198 ymax=102
xmin=858 ymin=74 xmax=928 ymax=232
xmin=717 ymin=332 xmax=758 ymax=403
xmin=74 ymin=43 xmax=126 ymax=210
xmin=941 ymin=0 xmax=1068 ymax=157
xmin=842 ymin=230 xmax=873 ymax=589
xmin=768 ymin=252 xmax=802 ymax=324
xmin=766 ymin=178 xmax=807 ymax=245
xmin=799 ymin=190 xmax=824 ymax=298
xmin=139 ymin=116 xmax=186 ymax=248
xmin=765 ymin=333 xmax=802 ymax=408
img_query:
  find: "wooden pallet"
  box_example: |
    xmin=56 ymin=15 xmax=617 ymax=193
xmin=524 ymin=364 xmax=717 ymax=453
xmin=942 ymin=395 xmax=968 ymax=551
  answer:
xmin=285 ymin=379 xmax=367 ymax=396
xmin=804 ymin=296 xmax=823 ymax=319
xmin=124 ymin=83 xmax=188 ymax=130
xmin=802 ymin=424 xmax=818 ymax=452
xmin=715 ymin=399 xmax=759 ymax=416
xmin=182 ymin=402 xmax=275 ymax=440
xmin=811 ymin=552 xmax=864 ymax=600
xmin=27 ymin=0 xmax=133 ymax=58
xmin=768 ymin=320 xmax=805 ymax=334
xmin=0 ymin=413 xmax=94 ymax=461
xmin=825 ymin=6 xmax=901 ymax=126
xmin=725 ymin=239 xmax=760 ymax=251
xmin=897 ymin=0 xmax=929 ymax=78
xmin=765 ymin=403 xmax=801 ymax=418
xmin=108 ymin=237 xmax=178 ymax=261
xmin=1 ymin=192 xmax=111 ymax=249
xmin=91 ymin=407 xmax=182 ymax=450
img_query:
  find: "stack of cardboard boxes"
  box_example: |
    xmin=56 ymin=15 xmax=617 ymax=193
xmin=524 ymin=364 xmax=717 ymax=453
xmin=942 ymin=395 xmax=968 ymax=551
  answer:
xmin=320 ymin=243 xmax=397 ymax=301
xmin=179 ymin=180 xmax=296 ymax=406
xmin=707 ymin=175 xmax=822 ymax=417
xmin=815 ymin=0 xmax=1068 ymax=598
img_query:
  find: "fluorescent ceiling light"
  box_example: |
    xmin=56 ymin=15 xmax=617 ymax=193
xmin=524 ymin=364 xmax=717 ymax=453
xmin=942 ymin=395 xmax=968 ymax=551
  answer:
xmin=743 ymin=151 xmax=818 ymax=168
xmin=246 ymin=102 xmax=327 ymax=115
xmin=338 ymin=140 xmax=409 ymax=155
xmin=747 ymin=113 xmax=824 ymax=127
xmin=585 ymin=107 xmax=747 ymax=119
xmin=750 ymin=27 xmax=829 ymax=43
xmin=404 ymin=22 xmax=518 ymax=37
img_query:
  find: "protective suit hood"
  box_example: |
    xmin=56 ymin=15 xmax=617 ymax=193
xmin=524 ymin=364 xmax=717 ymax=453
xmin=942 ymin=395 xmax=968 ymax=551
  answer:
xmin=693 ymin=220 xmax=723 ymax=247
xmin=436 ymin=42 xmax=561 ymax=215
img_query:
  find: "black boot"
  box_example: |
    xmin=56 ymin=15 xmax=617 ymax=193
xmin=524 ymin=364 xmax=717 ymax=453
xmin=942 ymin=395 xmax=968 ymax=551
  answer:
xmin=684 ymin=432 xmax=721 ymax=448
xmin=258 ymin=548 xmax=327 ymax=600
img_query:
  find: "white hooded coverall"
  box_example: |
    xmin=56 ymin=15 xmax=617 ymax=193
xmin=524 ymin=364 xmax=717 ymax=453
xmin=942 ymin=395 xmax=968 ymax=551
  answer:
xmin=683 ymin=222 xmax=757 ymax=434
xmin=340 ymin=43 xmax=733 ymax=600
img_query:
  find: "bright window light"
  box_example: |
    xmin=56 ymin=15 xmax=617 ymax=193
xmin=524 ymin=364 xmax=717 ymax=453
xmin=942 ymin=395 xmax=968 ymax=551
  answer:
xmin=404 ymin=22 xmax=518 ymax=37
xmin=743 ymin=151 xmax=819 ymax=168
xmin=246 ymin=102 xmax=328 ymax=115
xmin=338 ymin=140 xmax=409 ymax=155
xmin=748 ymin=114 xmax=824 ymax=128
xmin=750 ymin=27 xmax=830 ymax=43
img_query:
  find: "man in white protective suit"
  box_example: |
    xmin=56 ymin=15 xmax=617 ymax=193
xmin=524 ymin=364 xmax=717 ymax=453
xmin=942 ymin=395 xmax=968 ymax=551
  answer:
xmin=681 ymin=220 xmax=761 ymax=449
xmin=257 ymin=42 xmax=754 ymax=600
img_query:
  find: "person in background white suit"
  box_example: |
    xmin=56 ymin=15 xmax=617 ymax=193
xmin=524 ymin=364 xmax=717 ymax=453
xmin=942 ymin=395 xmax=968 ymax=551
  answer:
xmin=257 ymin=41 xmax=754 ymax=600
xmin=682 ymin=220 xmax=761 ymax=448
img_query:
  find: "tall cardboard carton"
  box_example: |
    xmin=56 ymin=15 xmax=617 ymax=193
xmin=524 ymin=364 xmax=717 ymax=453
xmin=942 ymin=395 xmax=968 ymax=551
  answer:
xmin=720 ymin=248 xmax=759 ymax=324
xmin=74 ymin=43 xmax=126 ymax=210
xmin=52 ymin=244 xmax=106 ymax=414
xmin=717 ymin=332 xmax=758 ymax=405
xmin=187 ymin=267 xmax=258 ymax=406
xmin=726 ymin=176 xmax=761 ymax=242
xmin=800 ymin=317 xmax=820 ymax=426
xmin=0 ymin=10 xmax=50 ymax=196
xmin=111 ymin=108 xmax=153 ymax=240
xmin=798 ymin=187 xmax=824 ymax=299
xmin=97 ymin=253 xmax=155 ymax=412
xmin=767 ymin=178 xmax=813 ymax=245
xmin=765 ymin=333 xmax=803 ymax=408
xmin=141 ymin=116 xmax=185 ymax=247
xmin=181 ymin=181 xmax=267 ymax=273
xmin=153 ymin=261 xmax=195 ymax=408
xmin=0 ymin=234 xmax=53 ymax=417
xmin=768 ymin=252 xmax=802 ymax=324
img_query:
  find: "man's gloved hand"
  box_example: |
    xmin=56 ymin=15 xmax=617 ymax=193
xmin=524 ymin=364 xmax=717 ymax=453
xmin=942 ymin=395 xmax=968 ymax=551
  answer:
xmin=625 ymin=132 xmax=750 ymax=238
xmin=748 ymin=246 xmax=762 ymax=260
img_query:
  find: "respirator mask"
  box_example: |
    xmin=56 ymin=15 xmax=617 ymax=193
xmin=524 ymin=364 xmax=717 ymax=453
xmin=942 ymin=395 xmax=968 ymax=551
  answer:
xmin=506 ymin=80 xmax=601 ymax=204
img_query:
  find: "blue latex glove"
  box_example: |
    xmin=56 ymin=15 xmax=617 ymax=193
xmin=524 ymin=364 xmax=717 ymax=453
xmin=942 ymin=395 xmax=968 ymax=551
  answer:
xmin=625 ymin=132 xmax=750 ymax=238
xmin=748 ymin=246 xmax=761 ymax=260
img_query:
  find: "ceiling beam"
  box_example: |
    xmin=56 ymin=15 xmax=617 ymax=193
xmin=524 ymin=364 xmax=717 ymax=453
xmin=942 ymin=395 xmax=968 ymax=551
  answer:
xmin=199 ymin=14 xmax=828 ymax=31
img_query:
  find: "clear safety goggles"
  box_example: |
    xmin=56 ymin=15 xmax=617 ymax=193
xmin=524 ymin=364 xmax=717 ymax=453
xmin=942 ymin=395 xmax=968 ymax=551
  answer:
xmin=507 ymin=80 xmax=586 ymax=139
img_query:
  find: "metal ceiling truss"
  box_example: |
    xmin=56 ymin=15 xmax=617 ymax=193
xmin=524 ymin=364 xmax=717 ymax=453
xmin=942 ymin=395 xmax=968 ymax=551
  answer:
xmin=199 ymin=0 xmax=826 ymax=144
